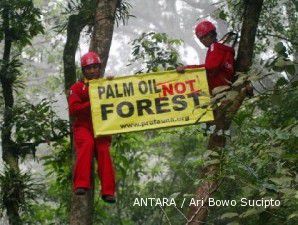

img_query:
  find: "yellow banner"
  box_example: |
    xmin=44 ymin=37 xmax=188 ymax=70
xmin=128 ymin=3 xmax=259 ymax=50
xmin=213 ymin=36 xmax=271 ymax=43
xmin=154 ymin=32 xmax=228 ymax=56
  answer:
xmin=89 ymin=69 xmax=214 ymax=136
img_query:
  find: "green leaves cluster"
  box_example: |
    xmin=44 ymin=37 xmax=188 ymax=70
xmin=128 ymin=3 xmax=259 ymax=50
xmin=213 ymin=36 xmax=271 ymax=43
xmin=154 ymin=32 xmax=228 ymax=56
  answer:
xmin=0 ymin=166 xmax=44 ymax=219
xmin=37 ymin=140 xmax=72 ymax=225
xmin=218 ymin=0 xmax=297 ymax=56
xmin=210 ymin=71 xmax=298 ymax=225
xmin=89 ymin=127 xmax=206 ymax=225
xmin=271 ymin=41 xmax=297 ymax=77
xmin=130 ymin=32 xmax=183 ymax=73
xmin=0 ymin=56 xmax=22 ymax=85
xmin=115 ymin=1 xmax=135 ymax=26
xmin=6 ymin=99 xmax=69 ymax=157
xmin=0 ymin=0 xmax=44 ymax=47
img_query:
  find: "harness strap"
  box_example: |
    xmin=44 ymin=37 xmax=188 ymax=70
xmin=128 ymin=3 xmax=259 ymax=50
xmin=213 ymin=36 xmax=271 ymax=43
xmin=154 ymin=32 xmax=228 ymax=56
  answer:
xmin=219 ymin=31 xmax=238 ymax=48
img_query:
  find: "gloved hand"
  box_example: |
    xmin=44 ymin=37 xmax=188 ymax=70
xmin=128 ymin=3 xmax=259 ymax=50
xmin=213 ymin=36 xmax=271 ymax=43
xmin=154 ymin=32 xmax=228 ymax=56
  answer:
xmin=176 ymin=66 xmax=185 ymax=73
xmin=106 ymin=75 xmax=114 ymax=80
xmin=245 ymin=83 xmax=254 ymax=98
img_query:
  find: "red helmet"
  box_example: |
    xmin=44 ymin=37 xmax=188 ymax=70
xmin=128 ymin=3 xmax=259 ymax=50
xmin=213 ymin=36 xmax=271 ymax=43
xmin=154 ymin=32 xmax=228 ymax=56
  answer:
xmin=81 ymin=51 xmax=101 ymax=67
xmin=195 ymin=20 xmax=216 ymax=38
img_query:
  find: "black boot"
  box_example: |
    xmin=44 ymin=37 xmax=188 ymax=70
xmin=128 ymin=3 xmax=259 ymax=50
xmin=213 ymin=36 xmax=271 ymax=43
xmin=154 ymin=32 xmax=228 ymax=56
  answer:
xmin=102 ymin=195 xmax=116 ymax=203
xmin=75 ymin=188 xmax=87 ymax=195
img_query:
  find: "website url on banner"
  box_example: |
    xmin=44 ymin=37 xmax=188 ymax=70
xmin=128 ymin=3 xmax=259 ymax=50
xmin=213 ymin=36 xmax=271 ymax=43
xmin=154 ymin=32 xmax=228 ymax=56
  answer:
xmin=120 ymin=116 xmax=190 ymax=129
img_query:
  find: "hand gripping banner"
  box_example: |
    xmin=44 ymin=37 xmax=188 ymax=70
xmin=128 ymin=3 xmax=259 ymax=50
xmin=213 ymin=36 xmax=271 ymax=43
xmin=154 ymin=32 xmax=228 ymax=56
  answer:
xmin=89 ymin=69 xmax=214 ymax=136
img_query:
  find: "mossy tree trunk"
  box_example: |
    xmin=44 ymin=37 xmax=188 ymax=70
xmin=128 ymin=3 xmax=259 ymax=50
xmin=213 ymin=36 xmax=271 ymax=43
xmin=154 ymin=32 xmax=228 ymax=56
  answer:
xmin=0 ymin=7 xmax=21 ymax=225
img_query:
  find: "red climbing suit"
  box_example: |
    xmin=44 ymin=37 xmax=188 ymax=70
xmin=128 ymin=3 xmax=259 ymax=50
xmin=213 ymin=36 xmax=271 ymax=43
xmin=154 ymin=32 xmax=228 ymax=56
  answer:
xmin=185 ymin=42 xmax=235 ymax=93
xmin=68 ymin=80 xmax=115 ymax=196
xmin=205 ymin=42 xmax=235 ymax=91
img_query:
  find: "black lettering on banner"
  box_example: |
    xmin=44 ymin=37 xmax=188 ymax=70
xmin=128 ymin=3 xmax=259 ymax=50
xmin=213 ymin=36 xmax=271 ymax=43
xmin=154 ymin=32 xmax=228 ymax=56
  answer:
xmin=115 ymin=84 xmax=123 ymax=98
xmin=136 ymin=99 xmax=154 ymax=116
xmin=101 ymin=104 xmax=114 ymax=120
xmin=123 ymin=82 xmax=134 ymax=96
xmin=98 ymin=86 xmax=105 ymax=99
xmin=187 ymin=92 xmax=200 ymax=106
xmin=106 ymin=85 xmax=116 ymax=99
xmin=153 ymin=79 xmax=161 ymax=93
xmin=155 ymin=97 xmax=171 ymax=114
xmin=138 ymin=81 xmax=148 ymax=94
xmin=172 ymin=95 xmax=187 ymax=111
xmin=117 ymin=101 xmax=134 ymax=118
xmin=148 ymin=80 xmax=153 ymax=94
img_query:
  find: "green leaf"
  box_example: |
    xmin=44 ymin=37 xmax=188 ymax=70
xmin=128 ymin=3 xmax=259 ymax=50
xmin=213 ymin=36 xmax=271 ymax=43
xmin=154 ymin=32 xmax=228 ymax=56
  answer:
xmin=275 ymin=77 xmax=288 ymax=87
xmin=204 ymin=150 xmax=220 ymax=158
xmin=232 ymin=74 xmax=247 ymax=87
xmin=285 ymin=64 xmax=296 ymax=76
xmin=270 ymin=177 xmax=292 ymax=186
xmin=240 ymin=208 xmax=259 ymax=218
xmin=288 ymin=212 xmax=298 ymax=220
xmin=291 ymin=125 xmax=298 ymax=137
xmin=226 ymin=90 xmax=239 ymax=101
xmin=204 ymin=159 xmax=220 ymax=167
xmin=221 ymin=212 xmax=239 ymax=219
xmin=219 ymin=10 xmax=227 ymax=20
xmin=274 ymin=42 xmax=286 ymax=54
xmin=169 ymin=192 xmax=180 ymax=199
xmin=274 ymin=57 xmax=287 ymax=68
xmin=212 ymin=85 xmax=230 ymax=95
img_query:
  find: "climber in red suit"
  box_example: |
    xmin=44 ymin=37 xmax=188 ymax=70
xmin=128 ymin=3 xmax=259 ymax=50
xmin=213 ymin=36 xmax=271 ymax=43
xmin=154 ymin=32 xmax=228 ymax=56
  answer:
xmin=177 ymin=20 xmax=235 ymax=94
xmin=67 ymin=51 xmax=116 ymax=203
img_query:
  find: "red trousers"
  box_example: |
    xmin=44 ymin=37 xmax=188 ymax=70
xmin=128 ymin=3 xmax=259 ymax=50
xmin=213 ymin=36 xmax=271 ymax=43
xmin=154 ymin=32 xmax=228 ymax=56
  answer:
xmin=73 ymin=126 xmax=115 ymax=196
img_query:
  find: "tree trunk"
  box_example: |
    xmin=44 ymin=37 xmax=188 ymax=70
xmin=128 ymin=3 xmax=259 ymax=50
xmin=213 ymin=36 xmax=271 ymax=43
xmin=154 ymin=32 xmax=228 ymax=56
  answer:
xmin=66 ymin=1 xmax=118 ymax=225
xmin=186 ymin=1 xmax=264 ymax=224
xmin=89 ymin=0 xmax=118 ymax=76
xmin=0 ymin=7 xmax=22 ymax=225
xmin=285 ymin=1 xmax=298 ymax=81
xmin=63 ymin=7 xmax=95 ymax=225
xmin=63 ymin=14 xmax=90 ymax=91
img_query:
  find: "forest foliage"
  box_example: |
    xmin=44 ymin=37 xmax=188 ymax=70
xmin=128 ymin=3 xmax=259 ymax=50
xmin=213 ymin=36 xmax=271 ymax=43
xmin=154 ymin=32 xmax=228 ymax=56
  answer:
xmin=0 ymin=0 xmax=297 ymax=225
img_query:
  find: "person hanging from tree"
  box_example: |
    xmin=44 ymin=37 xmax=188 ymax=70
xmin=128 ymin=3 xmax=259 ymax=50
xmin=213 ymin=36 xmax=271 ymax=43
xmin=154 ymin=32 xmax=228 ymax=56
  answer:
xmin=67 ymin=51 xmax=116 ymax=203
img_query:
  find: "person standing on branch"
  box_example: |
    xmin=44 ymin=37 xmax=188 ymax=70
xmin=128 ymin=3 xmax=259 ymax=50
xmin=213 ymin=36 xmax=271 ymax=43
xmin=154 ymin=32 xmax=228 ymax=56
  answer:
xmin=67 ymin=51 xmax=116 ymax=203
xmin=177 ymin=20 xmax=253 ymax=97
xmin=177 ymin=20 xmax=236 ymax=95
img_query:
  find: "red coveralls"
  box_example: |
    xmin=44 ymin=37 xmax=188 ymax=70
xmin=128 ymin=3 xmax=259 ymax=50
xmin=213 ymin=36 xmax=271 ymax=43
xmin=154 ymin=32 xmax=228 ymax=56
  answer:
xmin=205 ymin=42 xmax=235 ymax=91
xmin=68 ymin=80 xmax=115 ymax=196
xmin=186 ymin=42 xmax=235 ymax=93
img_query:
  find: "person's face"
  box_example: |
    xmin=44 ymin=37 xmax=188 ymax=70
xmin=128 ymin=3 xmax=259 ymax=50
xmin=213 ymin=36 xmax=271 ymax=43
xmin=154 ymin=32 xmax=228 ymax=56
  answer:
xmin=83 ymin=63 xmax=101 ymax=80
xmin=198 ymin=32 xmax=216 ymax=47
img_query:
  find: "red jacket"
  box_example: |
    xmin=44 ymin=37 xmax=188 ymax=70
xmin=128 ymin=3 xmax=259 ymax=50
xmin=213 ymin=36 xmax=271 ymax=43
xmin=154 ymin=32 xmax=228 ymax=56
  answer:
xmin=68 ymin=80 xmax=93 ymax=129
xmin=205 ymin=42 xmax=235 ymax=91
xmin=185 ymin=42 xmax=235 ymax=92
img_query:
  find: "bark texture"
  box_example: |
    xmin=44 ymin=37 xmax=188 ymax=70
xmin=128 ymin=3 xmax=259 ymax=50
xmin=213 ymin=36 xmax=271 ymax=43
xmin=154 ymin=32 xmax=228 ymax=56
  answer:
xmin=187 ymin=1 xmax=264 ymax=224
xmin=63 ymin=13 xmax=92 ymax=91
xmin=89 ymin=0 xmax=118 ymax=76
xmin=0 ymin=7 xmax=21 ymax=225
xmin=63 ymin=2 xmax=95 ymax=225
